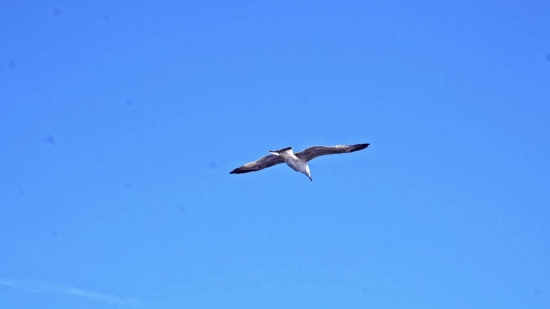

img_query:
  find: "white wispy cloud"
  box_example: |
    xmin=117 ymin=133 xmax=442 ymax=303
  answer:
xmin=0 ymin=278 xmax=143 ymax=307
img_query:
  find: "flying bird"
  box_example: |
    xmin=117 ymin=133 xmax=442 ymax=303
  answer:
xmin=230 ymin=143 xmax=370 ymax=181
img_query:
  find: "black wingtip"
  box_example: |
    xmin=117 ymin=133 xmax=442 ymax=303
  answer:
xmin=352 ymin=143 xmax=370 ymax=151
xmin=230 ymin=168 xmax=255 ymax=174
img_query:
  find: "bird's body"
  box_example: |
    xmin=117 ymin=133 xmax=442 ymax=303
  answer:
xmin=230 ymin=143 xmax=369 ymax=181
xmin=268 ymin=147 xmax=312 ymax=180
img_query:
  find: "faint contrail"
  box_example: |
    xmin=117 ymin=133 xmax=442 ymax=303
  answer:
xmin=0 ymin=279 xmax=143 ymax=307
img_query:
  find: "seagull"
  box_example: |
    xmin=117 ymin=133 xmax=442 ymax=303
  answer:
xmin=230 ymin=143 xmax=370 ymax=181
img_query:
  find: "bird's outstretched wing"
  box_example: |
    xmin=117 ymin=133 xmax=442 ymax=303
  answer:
xmin=230 ymin=154 xmax=285 ymax=174
xmin=295 ymin=143 xmax=370 ymax=162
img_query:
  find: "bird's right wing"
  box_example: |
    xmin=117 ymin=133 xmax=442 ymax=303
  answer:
xmin=295 ymin=143 xmax=370 ymax=162
xmin=230 ymin=154 xmax=285 ymax=174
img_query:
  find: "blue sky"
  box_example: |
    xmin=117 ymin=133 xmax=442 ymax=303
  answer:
xmin=1 ymin=0 xmax=549 ymax=308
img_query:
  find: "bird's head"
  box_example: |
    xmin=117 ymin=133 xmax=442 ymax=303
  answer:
xmin=304 ymin=166 xmax=312 ymax=182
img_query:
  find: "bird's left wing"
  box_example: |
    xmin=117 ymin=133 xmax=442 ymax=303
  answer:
xmin=230 ymin=154 xmax=285 ymax=174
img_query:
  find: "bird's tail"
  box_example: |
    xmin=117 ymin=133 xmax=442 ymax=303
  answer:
xmin=268 ymin=147 xmax=293 ymax=156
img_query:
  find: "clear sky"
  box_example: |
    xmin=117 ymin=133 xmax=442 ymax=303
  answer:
xmin=1 ymin=1 xmax=549 ymax=308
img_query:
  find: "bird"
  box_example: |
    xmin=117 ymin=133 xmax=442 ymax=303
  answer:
xmin=230 ymin=143 xmax=370 ymax=181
